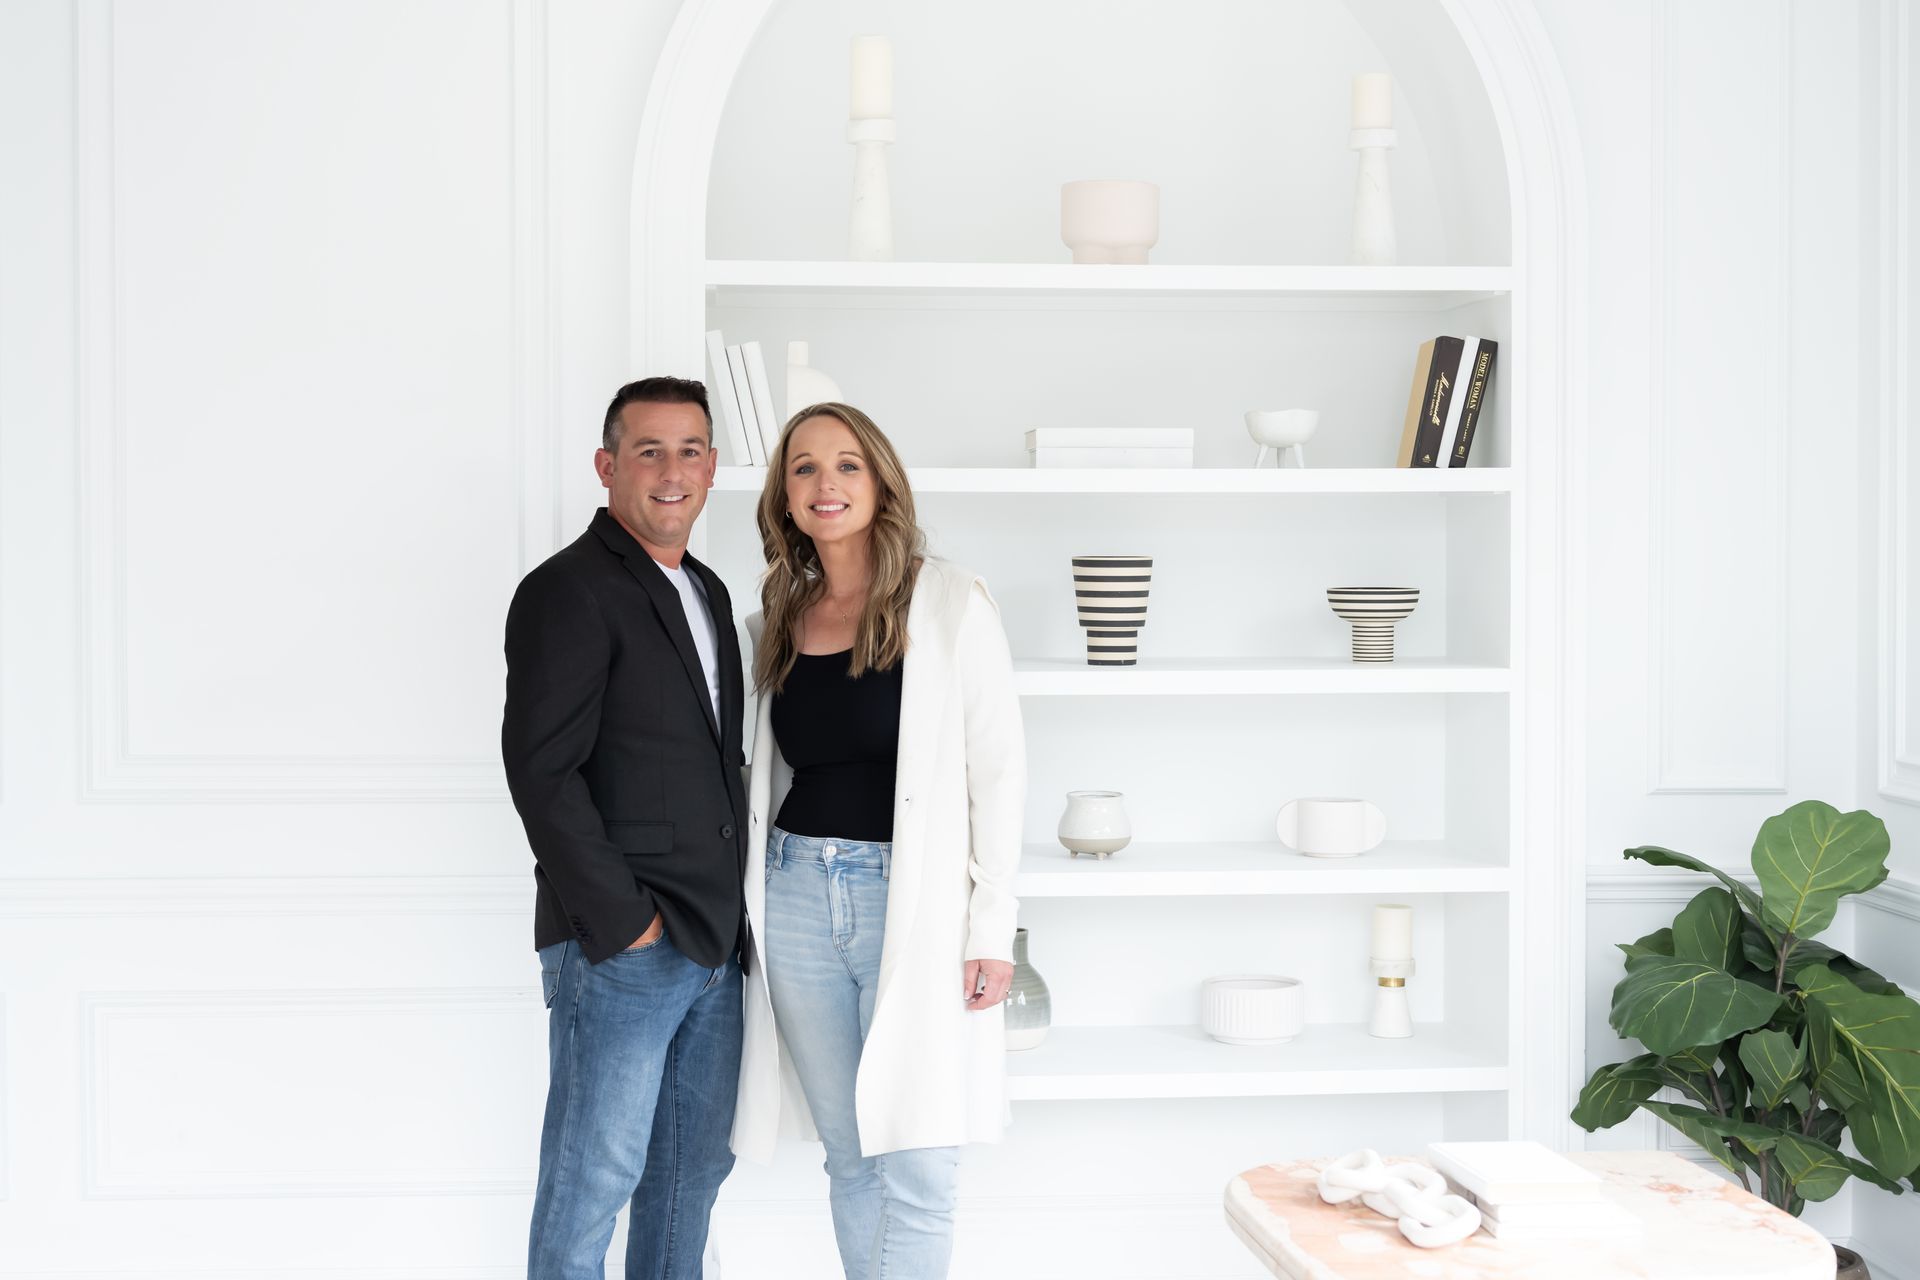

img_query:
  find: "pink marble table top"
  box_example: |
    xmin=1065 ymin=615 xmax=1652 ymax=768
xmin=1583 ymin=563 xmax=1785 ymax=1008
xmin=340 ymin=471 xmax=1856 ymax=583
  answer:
xmin=1224 ymin=1150 xmax=1835 ymax=1280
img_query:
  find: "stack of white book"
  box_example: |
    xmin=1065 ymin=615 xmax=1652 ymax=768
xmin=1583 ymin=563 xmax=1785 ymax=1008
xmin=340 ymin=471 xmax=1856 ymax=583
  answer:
xmin=1425 ymin=1141 xmax=1639 ymax=1243
xmin=1025 ymin=428 xmax=1194 ymax=468
xmin=705 ymin=330 xmax=781 ymax=467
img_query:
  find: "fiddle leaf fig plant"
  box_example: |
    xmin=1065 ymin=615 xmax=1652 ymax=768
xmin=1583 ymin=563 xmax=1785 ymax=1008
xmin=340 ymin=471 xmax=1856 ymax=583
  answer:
xmin=1575 ymin=800 xmax=1919 ymax=1214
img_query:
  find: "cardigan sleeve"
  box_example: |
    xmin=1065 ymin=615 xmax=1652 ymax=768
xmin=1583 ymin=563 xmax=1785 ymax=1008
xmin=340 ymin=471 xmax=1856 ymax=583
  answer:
xmin=956 ymin=577 xmax=1027 ymax=963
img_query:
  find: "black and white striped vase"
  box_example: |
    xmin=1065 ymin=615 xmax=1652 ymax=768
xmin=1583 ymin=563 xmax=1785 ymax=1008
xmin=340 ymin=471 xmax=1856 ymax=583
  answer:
xmin=1326 ymin=586 xmax=1419 ymax=663
xmin=1072 ymin=555 xmax=1153 ymax=666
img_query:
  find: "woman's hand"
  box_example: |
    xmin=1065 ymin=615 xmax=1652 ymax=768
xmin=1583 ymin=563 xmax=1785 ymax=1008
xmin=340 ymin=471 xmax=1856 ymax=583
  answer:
xmin=963 ymin=959 xmax=1014 ymax=1011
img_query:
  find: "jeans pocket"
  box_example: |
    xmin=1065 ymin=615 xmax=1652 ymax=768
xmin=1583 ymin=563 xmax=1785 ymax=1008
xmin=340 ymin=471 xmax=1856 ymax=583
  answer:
xmin=618 ymin=931 xmax=668 ymax=956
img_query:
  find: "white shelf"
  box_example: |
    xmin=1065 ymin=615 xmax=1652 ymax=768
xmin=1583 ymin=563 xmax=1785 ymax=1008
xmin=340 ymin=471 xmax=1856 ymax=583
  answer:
xmin=706 ymin=260 xmax=1512 ymax=308
xmin=1014 ymin=842 xmax=1510 ymax=897
xmin=1012 ymin=658 xmax=1511 ymax=696
xmin=1005 ymin=1022 xmax=1508 ymax=1101
xmin=710 ymin=466 xmax=1513 ymax=495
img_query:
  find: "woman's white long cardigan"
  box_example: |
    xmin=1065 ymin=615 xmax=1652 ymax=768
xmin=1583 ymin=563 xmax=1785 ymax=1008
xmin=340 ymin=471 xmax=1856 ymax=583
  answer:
xmin=731 ymin=558 xmax=1027 ymax=1162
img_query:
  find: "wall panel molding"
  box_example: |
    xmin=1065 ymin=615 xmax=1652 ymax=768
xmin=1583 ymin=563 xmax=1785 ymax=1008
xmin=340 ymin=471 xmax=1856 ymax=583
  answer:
xmin=73 ymin=0 xmax=553 ymax=804
xmin=81 ymin=987 xmax=541 ymax=1199
xmin=0 ymin=876 xmax=528 ymax=918
xmin=1879 ymin=0 xmax=1920 ymax=806
xmin=1645 ymin=0 xmax=1792 ymax=795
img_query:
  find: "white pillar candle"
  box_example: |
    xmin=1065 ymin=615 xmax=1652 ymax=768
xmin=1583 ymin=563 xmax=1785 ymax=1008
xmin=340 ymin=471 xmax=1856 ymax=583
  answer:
xmin=850 ymin=35 xmax=893 ymax=119
xmin=1372 ymin=903 xmax=1413 ymax=959
xmin=1351 ymin=72 xmax=1392 ymax=130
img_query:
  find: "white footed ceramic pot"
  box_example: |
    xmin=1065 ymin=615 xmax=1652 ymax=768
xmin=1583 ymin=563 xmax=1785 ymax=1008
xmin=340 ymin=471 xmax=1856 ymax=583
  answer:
xmin=1060 ymin=180 xmax=1160 ymax=264
xmin=1275 ymin=797 xmax=1387 ymax=858
xmin=1058 ymin=790 xmax=1131 ymax=859
xmin=1244 ymin=409 xmax=1321 ymax=468
xmin=1201 ymin=975 xmax=1306 ymax=1045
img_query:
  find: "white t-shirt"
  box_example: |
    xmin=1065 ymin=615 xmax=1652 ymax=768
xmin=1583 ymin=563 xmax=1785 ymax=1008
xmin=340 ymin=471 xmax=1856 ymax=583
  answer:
xmin=655 ymin=558 xmax=721 ymax=724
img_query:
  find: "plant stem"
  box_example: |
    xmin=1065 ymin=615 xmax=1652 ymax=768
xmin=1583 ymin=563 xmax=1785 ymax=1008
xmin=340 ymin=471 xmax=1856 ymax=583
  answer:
xmin=1757 ymin=1150 xmax=1775 ymax=1207
xmin=1800 ymin=1092 xmax=1822 ymax=1136
xmin=1707 ymin=1071 xmax=1729 ymax=1118
xmin=1774 ymin=932 xmax=1798 ymax=995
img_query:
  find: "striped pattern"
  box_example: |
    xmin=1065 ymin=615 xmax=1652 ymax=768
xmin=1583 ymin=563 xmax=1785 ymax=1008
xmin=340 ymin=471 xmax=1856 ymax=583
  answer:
xmin=1326 ymin=587 xmax=1419 ymax=663
xmin=1072 ymin=555 xmax=1153 ymax=666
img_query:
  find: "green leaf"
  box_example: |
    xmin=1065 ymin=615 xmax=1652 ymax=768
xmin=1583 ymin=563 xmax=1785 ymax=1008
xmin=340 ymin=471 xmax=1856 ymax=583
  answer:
xmin=1773 ymin=1133 xmax=1905 ymax=1201
xmin=1637 ymin=1101 xmax=1746 ymax=1171
xmin=1620 ymin=927 xmax=1676 ymax=961
xmin=1796 ymin=962 xmax=1920 ymax=1176
xmin=1785 ymin=1081 xmax=1813 ymax=1114
xmin=1719 ymin=1038 xmax=1751 ymax=1115
xmin=1673 ymin=889 xmax=1746 ymax=972
xmin=1752 ymin=801 xmax=1891 ymax=939
xmin=1610 ymin=956 xmax=1783 ymax=1057
xmin=1572 ymin=1055 xmax=1665 ymax=1130
xmin=1785 ymin=938 xmax=1904 ymax=997
xmin=1625 ymin=845 xmax=1771 ymax=935
xmin=1806 ymin=1106 xmax=1847 ymax=1148
xmin=1739 ymin=1029 xmax=1806 ymax=1111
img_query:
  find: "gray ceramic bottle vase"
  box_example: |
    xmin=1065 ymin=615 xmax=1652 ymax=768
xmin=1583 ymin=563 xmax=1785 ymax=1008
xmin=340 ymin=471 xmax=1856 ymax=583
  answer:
xmin=1004 ymin=927 xmax=1052 ymax=1051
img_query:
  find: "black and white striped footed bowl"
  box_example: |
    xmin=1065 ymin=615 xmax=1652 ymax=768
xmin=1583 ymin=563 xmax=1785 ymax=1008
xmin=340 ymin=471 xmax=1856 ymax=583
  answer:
xmin=1072 ymin=556 xmax=1154 ymax=666
xmin=1325 ymin=587 xmax=1420 ymax=663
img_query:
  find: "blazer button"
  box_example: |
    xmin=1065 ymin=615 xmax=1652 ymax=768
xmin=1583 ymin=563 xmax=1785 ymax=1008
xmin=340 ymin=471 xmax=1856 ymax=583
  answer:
xmin=720 ymin=824 xmax=735 ymax=839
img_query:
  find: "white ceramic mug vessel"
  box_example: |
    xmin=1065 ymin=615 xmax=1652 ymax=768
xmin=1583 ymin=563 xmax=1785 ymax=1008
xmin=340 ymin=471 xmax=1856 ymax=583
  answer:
xmin=1057 ymin=790 xmax=1132 ymax=859
xmin=1060 ymin=180 xmax=1160 ymax=264
xmin=1200 ymin=975 xmax=1306 ymax=1045
xmin=1275 ymin=797 xmax=1387 ymax=858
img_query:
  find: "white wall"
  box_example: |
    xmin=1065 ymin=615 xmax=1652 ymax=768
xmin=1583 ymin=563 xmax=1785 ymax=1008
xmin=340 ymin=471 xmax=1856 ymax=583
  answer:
xmin=1 ymin=0 xmax=1914 ymax=1276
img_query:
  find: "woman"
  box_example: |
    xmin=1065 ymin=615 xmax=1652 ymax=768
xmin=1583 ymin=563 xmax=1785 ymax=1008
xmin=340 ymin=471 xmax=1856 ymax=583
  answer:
xmin=731 ymin=402 xmax=1026 ymax=1279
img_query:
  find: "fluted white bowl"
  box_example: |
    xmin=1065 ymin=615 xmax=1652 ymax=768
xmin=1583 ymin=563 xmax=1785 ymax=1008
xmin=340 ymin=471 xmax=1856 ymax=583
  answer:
xmin=1200 ymin=975 xmax=1306 ymax=1045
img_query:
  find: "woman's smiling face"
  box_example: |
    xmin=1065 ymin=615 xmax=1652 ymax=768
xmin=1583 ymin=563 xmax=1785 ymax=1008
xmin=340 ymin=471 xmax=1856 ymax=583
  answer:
xmin=784 ymin=414 xmax=878 ymax=549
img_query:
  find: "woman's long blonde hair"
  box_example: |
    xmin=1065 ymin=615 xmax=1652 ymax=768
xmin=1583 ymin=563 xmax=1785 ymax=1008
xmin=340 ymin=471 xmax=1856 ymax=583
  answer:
xmin=754 ymin=402 xmax=924 ymax=693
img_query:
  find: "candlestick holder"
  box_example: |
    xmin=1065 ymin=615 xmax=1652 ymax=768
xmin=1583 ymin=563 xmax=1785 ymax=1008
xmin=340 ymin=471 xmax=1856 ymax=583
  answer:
xmin=847 ymin=117 xmax=895 ymax=262
xmin=1368 ymin=956 xmax=1414 ymax=1038
xmin=1348 ymin=127 xmax=1397 ymax=265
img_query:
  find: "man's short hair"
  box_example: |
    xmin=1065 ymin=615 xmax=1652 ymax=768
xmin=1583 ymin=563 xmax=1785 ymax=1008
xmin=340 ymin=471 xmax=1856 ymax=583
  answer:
xmin=602 ymin=377 xmax=713 ymax=452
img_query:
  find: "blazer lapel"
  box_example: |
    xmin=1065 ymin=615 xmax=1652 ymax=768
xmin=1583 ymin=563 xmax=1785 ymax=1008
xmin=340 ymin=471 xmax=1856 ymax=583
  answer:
xmin=685 ymin=551 xmax=742 ymax=759
xmin=592 ymin=511 xmax=722 ymax=751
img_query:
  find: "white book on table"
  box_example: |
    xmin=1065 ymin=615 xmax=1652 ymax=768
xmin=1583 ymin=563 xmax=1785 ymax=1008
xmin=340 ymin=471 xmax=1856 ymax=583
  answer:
xmin=1434 ymin=337 xmax=1479 ymax=465
xmin=724 ymin=344 xmax=765 ymax=466
xmin=1425 ymin=1141 xmax=1604 ymax=1205
xmin=741 ymin=341 xmax=783 ymax=463
xmin=704 ymin=330 xmax=755 ymax=466
xmin=1476 ymin=1197 xmax=1634 ymax=1229
xmin=1029 ymin=447 xmax=1194 ymax=468
xmin=1479 ymin=1217 xmax=1635 ymax=1243
xmin=1025 ymin=427 xmax=1195 ymax=449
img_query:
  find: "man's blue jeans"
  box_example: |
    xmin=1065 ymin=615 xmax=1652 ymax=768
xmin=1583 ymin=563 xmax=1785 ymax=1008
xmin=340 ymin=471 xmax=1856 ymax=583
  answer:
xmin=764 ymin=827 xmax=962 ymax=1280
xmin=527 ymin=932 xmax=742 ymax=1280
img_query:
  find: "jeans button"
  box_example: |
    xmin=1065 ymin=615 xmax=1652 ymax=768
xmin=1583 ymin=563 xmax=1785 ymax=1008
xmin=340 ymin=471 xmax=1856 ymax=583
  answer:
xmin=825 ymin=843 xmax=837 ymax=856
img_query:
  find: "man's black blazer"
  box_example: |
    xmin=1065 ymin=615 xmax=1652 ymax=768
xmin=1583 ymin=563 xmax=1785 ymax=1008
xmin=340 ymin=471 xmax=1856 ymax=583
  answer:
xmin=502 ymin=509 xmax=748 ymax=967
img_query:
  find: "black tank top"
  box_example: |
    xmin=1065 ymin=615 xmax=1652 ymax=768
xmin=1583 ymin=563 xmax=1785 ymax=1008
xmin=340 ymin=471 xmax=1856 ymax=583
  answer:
xmin=771 ymin=649 xmax=904 ymax=841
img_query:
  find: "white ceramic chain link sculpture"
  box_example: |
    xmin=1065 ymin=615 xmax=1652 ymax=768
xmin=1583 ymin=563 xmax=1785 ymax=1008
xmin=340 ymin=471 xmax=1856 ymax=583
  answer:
xmin=1316 ymin=1149 xmax=1483 ymax=1248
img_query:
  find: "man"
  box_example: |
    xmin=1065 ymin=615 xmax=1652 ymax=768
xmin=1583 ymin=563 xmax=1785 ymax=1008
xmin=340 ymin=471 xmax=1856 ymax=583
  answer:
xmin=503 ymin=376 xmax=748 ymax=1279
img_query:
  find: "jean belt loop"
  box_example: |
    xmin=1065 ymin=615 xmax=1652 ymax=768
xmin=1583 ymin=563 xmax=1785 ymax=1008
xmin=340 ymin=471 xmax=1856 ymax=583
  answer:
xmin=880 ymin=843 xmax=892 ymax=881
xmin=771 ymin=828 xmax=785 ymax=872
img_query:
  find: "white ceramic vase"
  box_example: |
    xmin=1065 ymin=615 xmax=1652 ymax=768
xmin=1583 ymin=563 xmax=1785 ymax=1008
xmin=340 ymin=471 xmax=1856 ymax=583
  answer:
xmin=784 ymin=341 xmax=845 ymax=421
xmin=1057 ymin=790 xmax=1131 ymax=859
xmin=1060 ymin=180 xmax=1159 ymax=264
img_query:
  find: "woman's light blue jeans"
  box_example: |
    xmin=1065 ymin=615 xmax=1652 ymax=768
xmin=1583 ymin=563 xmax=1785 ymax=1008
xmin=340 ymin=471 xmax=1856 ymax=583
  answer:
xmin=764 ymin=826 xmax=962 ymax=1280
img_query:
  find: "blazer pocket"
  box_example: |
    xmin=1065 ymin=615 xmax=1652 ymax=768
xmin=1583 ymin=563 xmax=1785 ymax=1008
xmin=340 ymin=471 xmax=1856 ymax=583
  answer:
xmin=607 ymin=820 xmax=674 ymax=855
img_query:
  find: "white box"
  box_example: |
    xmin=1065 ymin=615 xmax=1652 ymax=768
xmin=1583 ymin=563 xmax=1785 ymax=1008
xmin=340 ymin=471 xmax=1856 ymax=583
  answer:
xmin=1024 ymin=428 xmax=1195 ymax=449
xmin=1028 ymin=447 xmax=1194 ymax=468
